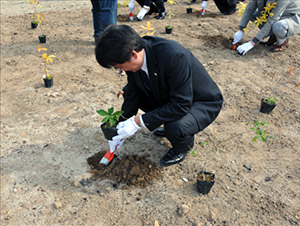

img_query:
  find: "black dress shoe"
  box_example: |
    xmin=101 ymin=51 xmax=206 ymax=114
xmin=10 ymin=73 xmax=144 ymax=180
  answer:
xmin=160 ymin=149 xmax=187 ymax=166
xmin=155 ymin=11 xmax=166 ymax=20
xmin=153 ymin=127 xmax=165 ymax=137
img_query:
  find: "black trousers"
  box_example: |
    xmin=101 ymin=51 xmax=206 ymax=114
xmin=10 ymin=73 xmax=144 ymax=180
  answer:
xmin=213 ymin=0 xmax=243 ymax=15
xmin=122 ymin=85 xmax=200 ymax=154
xmin=135 ymin=0 xmax=166 ymax=14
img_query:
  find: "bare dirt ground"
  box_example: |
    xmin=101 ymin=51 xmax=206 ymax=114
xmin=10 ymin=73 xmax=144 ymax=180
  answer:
xmin=1 ymin=0 xmax=300 ymax=225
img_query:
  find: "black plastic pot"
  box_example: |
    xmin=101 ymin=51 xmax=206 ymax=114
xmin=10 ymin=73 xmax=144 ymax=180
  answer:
xmin=186 ymin=8 xmax=193 ymax=14
xmin=43 ymin=78 xmax=53 ymax=88
xmin=259 ymin=98 xmax=276 ymax=114
xmin=165 ymin=27 xmax=173 ymax=34
xmin=38 ymin=35 xmax=46 ymax=43
xmin=197 ymin=171 xmax=215 ymax=195
xmin=101 ymin=123 xmax=118 ymax=140
xmin=31 ymin=21 xmax=38 ymax=29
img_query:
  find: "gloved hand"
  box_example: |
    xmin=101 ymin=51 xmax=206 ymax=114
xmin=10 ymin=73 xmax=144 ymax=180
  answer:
xmin=136 ymin=6 xmax=150 ymax=21
xmin=113 ymin=116 xmax=141 ymax=141
xmin=201 ymin=0 xmax=208 ymax=15
xmin=128 ymin=0 xmax=135 ymax=12
xmin=108 ymin=139 xmax=124 ymax=152
xmin=237 ymin=41 xmax=254 ymax=55
xmin=233 ymin=30 xmax=244 ymax=44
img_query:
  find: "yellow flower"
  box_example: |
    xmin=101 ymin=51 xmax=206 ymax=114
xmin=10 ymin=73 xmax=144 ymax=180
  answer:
xmin=243 ymin=24 xmax=250 ymax=32
xmin=167 ymin=0 xmax=175 ymax=5
xmin=37 ymin=43 xmax=47 ymax=52
xmin=141 ymin=21 xmax=154 ymax=31
xmin=42 ymin=53 xmax=56 ymax=64
xmin=237 ymin=2 xmax=247 ymax=16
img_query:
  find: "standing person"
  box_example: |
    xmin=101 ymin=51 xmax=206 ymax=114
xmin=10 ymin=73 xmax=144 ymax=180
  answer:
xmin=95 ymin=25 xmax=223 ymax=166
xmin=233 ymin=0 xmax=300 ymax=55
xmin=129 ymin=0 xmax=166 ymax=21
xmin=90 ymin=0 xmax=118 ymax=44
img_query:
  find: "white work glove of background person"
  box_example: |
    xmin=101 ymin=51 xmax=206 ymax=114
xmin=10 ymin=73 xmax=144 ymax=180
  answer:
xmin=128 ymin=0 xmax=135 ymax=12
xmin=113 ymin=116 xmax=141 ymax=141
xmin=136 ymin=6 xmax=150 ymax=21
xmin=233 ymin=30 xmax=244 ymax=44
xmin=237 ymin=41 xmax=254 ymax=55
xmin=108 ymin=139 xmax=124 ymax=152
xmin=201 ymin=1 xmax=208 ymax=15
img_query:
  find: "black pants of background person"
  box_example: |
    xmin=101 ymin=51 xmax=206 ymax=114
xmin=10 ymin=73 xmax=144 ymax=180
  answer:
xmin=135 ymin=0 xmax=166 ymax=15
xmin=214 ymin=0 xmax=245 ymax=15
xmin=122 ymin=85 xmax=202 ymax=155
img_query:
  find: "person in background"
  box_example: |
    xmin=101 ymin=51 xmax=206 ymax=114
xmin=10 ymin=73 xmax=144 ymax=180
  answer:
xmin=95 ymin=25 xmax=223 ymax=166
xmin=233 ymin=0 xmax=300 ymax=55
xmin=90 ymin=0 xmax=118 ymax=44
xmin=129 ymin=0 xmax=166 ymax=21
xmin=200 ymin=0 xmax=243 ymax=15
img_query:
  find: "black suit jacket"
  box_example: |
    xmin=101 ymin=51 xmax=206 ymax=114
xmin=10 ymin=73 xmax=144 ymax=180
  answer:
xmin=122 ymin=36 xmax=223 ymax=131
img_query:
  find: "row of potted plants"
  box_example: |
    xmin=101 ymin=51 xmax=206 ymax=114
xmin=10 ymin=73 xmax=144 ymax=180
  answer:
xmin=28 ymin=0 xmax=55 ymax=88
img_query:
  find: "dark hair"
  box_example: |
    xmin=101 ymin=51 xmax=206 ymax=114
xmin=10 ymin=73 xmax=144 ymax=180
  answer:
xmin=95 ymin=25 xmax=145 ymax=68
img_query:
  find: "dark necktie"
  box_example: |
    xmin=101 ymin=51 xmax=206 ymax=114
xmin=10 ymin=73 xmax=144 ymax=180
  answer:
xmin=140 ymin=70 xmax=151 ymax=91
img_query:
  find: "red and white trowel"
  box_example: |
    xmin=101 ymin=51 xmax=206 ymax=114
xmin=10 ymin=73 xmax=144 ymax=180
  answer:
xmin=99 ymin=139 xmax=124 ymax=165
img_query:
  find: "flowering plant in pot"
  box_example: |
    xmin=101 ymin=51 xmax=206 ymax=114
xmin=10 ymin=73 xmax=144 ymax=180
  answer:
xmin=165 ymin=0 xmax=175 ymax=34
xmin=37 ymin=43 xmax=55 ymax=88
xmin=35 ymin=13 xmax=47 ymax=43
xmin=28 ymin=0 xmax=42 ymax=29
xmin=96 ymin=107 xmax=124 ymax=140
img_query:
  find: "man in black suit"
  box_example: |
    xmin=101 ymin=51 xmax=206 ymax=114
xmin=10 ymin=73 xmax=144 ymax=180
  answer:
xmin=95 ymin=25 xmax=223 ymax=166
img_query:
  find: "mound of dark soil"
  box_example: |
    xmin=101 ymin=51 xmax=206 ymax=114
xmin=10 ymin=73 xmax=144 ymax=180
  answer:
xmin=87 ymin=151 xmax=163 ymax=188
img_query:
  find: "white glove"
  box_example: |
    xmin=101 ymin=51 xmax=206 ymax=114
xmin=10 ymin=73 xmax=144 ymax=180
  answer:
xmin=113 ymin=116 xmax=141 ymax=141
xmin=233 ymin=30 xmax=244 ymax=44
xmin=201 ymin=1 xmax=208 ymax=10
xmin=128 ymin=1 xmax=135 ymax=12
xmin=136 ymin=6 xmax=150 ymax=21
xmin=108 ymin=139 xmax=124 ymax=152
xmin=237 ymin=41 xmax=254 ymax=55
xmin=201 ymin=1 xmax=207 ymax=15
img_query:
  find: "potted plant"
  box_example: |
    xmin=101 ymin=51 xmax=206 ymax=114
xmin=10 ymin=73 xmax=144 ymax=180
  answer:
xmin=37 ymin=43 xmax=55 ymax=88
xmin=165 ymin=0 xmax=175 ymax=34
xmin=28 ymin=0 xmax=42 ymax=29
xmin=192 ymin=120 xmax=272 ymax=194
xmin=36 ymin=13 xmax=47 ymax=43
xmin=260 ymin=97 xmax=277 ymax=114
xmin=186 ymin=0 xmax=193 ymax=14
xmin=96 ymin=107 xmax=124 ymax=140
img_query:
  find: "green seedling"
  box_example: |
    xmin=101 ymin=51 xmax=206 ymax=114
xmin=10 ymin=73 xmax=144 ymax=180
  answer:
xmin=248 ymin=120 xmax=273 ymax=142
xmin=192 ymin=120 xmax=273 ymax=179
xmin=264 ymin=97 xmax=277 ymax=105
xmin=96 ymin=107 xmax=124 ymax=127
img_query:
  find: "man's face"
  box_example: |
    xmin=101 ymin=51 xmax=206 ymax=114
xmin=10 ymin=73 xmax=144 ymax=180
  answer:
xmin=113 ymin=50 xmax=143 ymax=73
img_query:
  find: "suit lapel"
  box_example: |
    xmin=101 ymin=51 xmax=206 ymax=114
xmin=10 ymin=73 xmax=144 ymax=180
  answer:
xmin=144 ymin=41 xmax=163 ymax=106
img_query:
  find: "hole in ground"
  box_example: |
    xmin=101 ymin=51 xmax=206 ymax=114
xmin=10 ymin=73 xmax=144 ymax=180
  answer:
xmin=87 ymin=151 xmax=163 ymax=189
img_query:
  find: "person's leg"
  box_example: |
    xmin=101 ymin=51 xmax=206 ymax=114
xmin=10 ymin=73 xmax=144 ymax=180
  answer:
xmin=272 ymin=20 xmax=289 ymax=45
xmin=164 ymin=112 xmax=200 ymax=155
xmin=136 ymin=0 xmax=159 ymax=15
xmin=153 ymin=0 xmax=166 ymax=19
xmin=213 ymin=0 xmax=236 ymax=15
xmin=90 ymin=0 xmax=101 ymax=41
xmin=99 ymin=0 xmax=118 ymax=33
